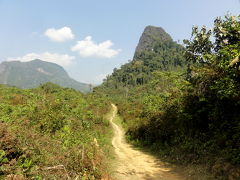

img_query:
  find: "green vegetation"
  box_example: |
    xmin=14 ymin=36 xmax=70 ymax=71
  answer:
xmin=0 ymin=83 xmax=111 ymax=179
xmin=1 ymin=14 xmax=240 ymax=180
xmin=0 ymin=59 xmax=91 ymax=93
xmin=103 ymin=26 xmax=186 ymax=88
xmin=97 ymin=15 xmax=240 ymax=179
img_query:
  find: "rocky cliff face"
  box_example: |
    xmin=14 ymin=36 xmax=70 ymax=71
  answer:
xmin=134 ymin=25 xmax=172 ymax=59
xmin=0 ymin=59 xmax=90 ymax=93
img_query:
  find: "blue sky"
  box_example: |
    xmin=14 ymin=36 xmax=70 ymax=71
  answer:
xmin=0 ymin=0 xmax=239 ymax=84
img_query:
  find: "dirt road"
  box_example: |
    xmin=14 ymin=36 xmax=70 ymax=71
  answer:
xmin=110 ymin=104 xmax=184 ymax=180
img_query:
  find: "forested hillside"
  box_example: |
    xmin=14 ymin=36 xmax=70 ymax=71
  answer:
xmin=0 ymin=83 xmax=110 ymax=179
xmin=103 ymin=26 xmax=186 ymax=88
xmin=97 ymin=15 xmax=240 ymax=179
xmin=0 ymin=60 xmax=91 ymax=93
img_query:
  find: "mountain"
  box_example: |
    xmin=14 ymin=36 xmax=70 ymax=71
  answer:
xmin=133 ymin=25 xmax=172 ymax=59
xmin=0 ymin=59 xmax=91 ymax=93
xmin=102 ymin=25 xmax=186 ymax=88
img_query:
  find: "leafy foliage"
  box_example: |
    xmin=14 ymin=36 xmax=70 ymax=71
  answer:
xmin=0 ymin=83 xmax=110 ymax=179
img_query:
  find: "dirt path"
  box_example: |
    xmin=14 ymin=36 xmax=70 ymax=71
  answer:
xmin=110 ymin=104 xmax=184 ymax=180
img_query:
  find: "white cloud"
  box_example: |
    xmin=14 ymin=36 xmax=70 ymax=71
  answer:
xmin=71 ymin=36 xmax=121 ymax=58
xmin=7 ymin=52 xmax=75 ymax=67
xmin=45 ymin=27 xmax=74 ymax=42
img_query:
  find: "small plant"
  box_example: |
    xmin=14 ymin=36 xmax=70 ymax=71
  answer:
xmin=19 ymin=157 xmax=33 ymax=172
xmin=0 ymin=150 xmax=8 ymax=165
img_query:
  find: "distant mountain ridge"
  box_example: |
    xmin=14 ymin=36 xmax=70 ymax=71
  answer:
xmin=0 ymin=59 xmax=90 ymax=93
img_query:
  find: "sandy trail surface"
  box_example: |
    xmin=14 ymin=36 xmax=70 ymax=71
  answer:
xmin=110 ymin=104 xmax=184 ymax=180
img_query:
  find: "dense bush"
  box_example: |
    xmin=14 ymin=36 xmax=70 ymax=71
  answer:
xmin=0 ymin=83 xmax=111 ymax=179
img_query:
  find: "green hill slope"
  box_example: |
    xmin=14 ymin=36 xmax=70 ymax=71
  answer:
xmin=0 ymin=59 xmax=90 ymax=93
xmin=103 ymin=25 xmax=186 ymax=88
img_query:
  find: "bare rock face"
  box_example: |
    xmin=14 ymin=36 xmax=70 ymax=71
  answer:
xmin=134 ymin=25 xmax=172 ymax=59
